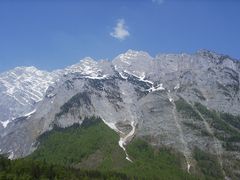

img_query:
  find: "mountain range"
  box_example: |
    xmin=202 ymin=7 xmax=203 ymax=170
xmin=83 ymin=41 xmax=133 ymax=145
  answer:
xmin=0 ymin=49 xmax=240 ymax=179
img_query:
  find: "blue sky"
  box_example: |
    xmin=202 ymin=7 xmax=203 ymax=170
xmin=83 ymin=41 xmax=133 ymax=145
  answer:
xmin=0 ymin=0 xmax=240 ymax=72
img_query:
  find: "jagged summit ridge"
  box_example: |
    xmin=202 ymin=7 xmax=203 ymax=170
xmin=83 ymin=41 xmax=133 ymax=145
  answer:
xmin=64 ymin=57 xmax=102 ymax=77
xmin=0 ymin=49 xmax=239 ymax=127
xmin=114 ymin=49 xmax=153 ymax=63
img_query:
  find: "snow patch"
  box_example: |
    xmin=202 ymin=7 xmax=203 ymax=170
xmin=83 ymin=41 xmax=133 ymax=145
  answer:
xmin=114 ymin=66 xmax=127 ymax=80
xmin=126 ymin=156 xmax=133 ymax=163
xmin=50 ymin=96 xmax=56 ymax=104
xmin=167 ymin=91 xmax=174 ymax=102
xmin=46 ymin=93 xmax=56 ymax=98
xmin=84 ymin=74 xmax=108 ymax=80
xmin=8 ymin=151 xmax=14 ymax=160
xmin=118 ymin=121 xmax=135 ymax=162
xmin=174 ymin=83 xmax=180 ymax=90
xmin=119 ymin=72 xmax=128 ymax=80
xmin=0 ymin=120 xmax=10 ymax=128
xmin=148 ymin=83 xmax=165 ymax=92
xmin=187 ymin=163 xmax=191 ymax=173
xmin=123 ymin=70 xmax=141 ymax=80
xmin=24 ymin=109 xmax=36 ymax=118
xmin=120 ymin=70 xmax=154 ymax=85
xmin=139 ymin=72 xmax=154 ymax=85
xmin=120 ymin=70 xmax=166 ymax=93
xmin=123 ymin=121 xmax=136 ymax=145
xmin=140 ymin=78 xmax=154 ymax=85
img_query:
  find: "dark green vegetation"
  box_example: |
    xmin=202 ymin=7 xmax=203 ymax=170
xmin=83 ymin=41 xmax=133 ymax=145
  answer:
xmin=28 ymin=117 xmax=195 ymax=179
xmin=29 ymin=116 xmax=127 ymax=169
xmin=0 ymin=155 xmax=130 ymax=180
xmin=1 ymin=115 xmax=233 ymax=179
xmin=220 ymin=113 xmax=240 ymax=130
xmin=193 ymin=148 xmax=224 ymax=180
xmin=182 ymin=122 xmax=212 ymax=137
xmin=194 ymin=102 xmax=240 ymax=151
xmin=176 ymin=99 xmax=240 ymax=152
xmin=175 ymin=100 xmax=240 ymax=179
xmin=124 ymin=139 xmax=196 ymax=179
xmin=175 ymin=98 xmax=202 ymax=120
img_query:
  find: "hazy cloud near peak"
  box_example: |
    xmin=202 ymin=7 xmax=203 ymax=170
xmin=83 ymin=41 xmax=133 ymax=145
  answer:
xmin=110 ymin=19 xmax=130 ymax=41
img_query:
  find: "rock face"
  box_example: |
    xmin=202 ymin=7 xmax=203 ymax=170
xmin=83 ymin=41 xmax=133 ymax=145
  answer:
xmin=0 ymin=66 xmax=59 ymax=128
xmin=0 ymin=49 xmax=240 ymax=178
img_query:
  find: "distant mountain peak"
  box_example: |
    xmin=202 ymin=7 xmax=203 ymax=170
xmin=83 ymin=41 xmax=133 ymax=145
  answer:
xmin=0 ymin=66 xmax=56 ymax=123
xmin=114 ymin=49 xmax=152 ymax=63
xmin=125 ymin=49 xmax=151 ymax=56
xmin=0 ymin=66 xmax=40 ymax=76
xmin=15 ymin=66 xmax=38 ymax=72
xmin=196 ymin=49 xmax=234 ymax=61
xmin=79 ymin=57 xmax=96 ymax=64
xmin=64 ymin=57 xmax=106 ymax=78
xmin=196 ymin=49 xmax=219 ymax=57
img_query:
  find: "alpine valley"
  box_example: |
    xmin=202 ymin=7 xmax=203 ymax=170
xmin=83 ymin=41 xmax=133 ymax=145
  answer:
xmin=0 ymin=49 xmax=240 ymax=179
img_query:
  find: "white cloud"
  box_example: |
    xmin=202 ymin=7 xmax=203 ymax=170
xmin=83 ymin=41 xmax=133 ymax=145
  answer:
xmin=152 ymin=0 xmax=164 ymax=5
xmin=110 ymin=19 xmax=130 ymax=41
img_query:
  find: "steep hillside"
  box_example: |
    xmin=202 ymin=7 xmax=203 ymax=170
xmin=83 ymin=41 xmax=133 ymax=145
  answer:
xmin=27 ymin=117 xmax=196 ymax=179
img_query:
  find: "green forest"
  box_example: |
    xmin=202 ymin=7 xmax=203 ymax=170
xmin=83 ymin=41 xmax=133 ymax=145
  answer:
xmin=0 ymin=116 xmax=228 ymax=179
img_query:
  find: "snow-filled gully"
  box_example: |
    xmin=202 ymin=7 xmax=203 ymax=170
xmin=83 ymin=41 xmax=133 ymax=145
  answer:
xmin=102 ymin=119 xmax=135 ymax=162
xmin=118 ymin=121 xmax=136 ymax=162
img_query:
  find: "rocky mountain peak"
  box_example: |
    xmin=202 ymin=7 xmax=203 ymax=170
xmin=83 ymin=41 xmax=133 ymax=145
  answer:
xmin=79 ymin=57 xmax=96 ymax=64
xmin=113 ymin=49 xmax=152 ymax=65
xmin=124 ymin=49 xmax=152 ymax=58
xmin=0 ymin=66 xmax=56 ymax=126
xmin=1 ymin=66 xmax=44 ymax=78
xmin=13 ymin=66 xmax=39 ymax=73
xmin=196 ymin=49 xmax=233 ymax=62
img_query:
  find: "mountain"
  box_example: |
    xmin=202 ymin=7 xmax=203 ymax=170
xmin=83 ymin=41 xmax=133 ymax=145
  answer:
xmin=0 ymin=49 xmax=240 ymax=179
xmin=0 ymin=66 xmax=59 ymax=128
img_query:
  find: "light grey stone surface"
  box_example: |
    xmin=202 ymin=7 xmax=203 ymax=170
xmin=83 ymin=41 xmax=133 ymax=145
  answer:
xmin=0 ymin=49 xmax=239 ymax=177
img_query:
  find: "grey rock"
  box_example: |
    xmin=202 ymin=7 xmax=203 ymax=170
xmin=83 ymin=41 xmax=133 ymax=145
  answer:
xmin=0 ymin=49 xmax=239 ymax=177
